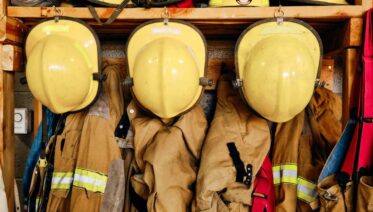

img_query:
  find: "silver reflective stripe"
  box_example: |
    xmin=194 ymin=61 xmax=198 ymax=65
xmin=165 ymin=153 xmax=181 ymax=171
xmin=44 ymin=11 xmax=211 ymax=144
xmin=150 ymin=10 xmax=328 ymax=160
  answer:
xmin=52 ymin=176 xmax=73 ymax=185
xmin=298 ymin=183 xmax=317 ymax=197
xmin=283 ymin=169 xmax=297 ymax=178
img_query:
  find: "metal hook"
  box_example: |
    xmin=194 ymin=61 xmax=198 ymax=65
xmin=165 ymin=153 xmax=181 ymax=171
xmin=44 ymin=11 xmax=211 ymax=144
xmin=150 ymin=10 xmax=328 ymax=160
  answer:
xmin=161 ymin=7 xmax=169 ymax=25
xmin=53 ymin=6 xmax=62 ymax=23
xmin=236 ymin=0 xmax=252 ymax=6
xmin=274 ymin=5 xmax=284 ymax=25
xmin=314 ymin=79 xmax=326 ymax=88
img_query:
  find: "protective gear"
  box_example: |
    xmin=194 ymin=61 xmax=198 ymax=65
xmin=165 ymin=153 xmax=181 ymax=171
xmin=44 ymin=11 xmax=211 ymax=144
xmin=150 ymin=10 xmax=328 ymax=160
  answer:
xmin=357 ymin=176 xmax=373 ymax=211
xmin=195 ymin=73 xmax=341 ymax=211
xmin=46 ymin=64 xmax=124 ymax=212
xmin=26 ymin=17 xmax=101 ymax=114
xmin=208 ymin=0 xmax=269 ymax=7
xmin=235 ymin=18 xmax=322 ymax=123
xmin=272 ymin=86 xmax=341 ymax=212
xmin=126 ymin=20 xmax=208 ymax=119
xmin=195 ymin=74 xmax=273 ymax=211
xmin=127 ymin=100 xmax=207 ymax=211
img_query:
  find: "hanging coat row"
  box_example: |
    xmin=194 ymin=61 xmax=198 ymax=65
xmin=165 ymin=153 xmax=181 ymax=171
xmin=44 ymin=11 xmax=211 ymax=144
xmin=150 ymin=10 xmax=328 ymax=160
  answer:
xmin=21 ymin=11 xmax=373 ymax=212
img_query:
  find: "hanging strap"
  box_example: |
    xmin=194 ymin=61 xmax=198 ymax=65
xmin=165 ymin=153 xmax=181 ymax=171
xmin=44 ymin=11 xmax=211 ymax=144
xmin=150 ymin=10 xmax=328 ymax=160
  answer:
xmin=227 ymin=142 xmax=245 ymax=182
xmin=226 ymin=142 xmax=253 ymax=186
xmin=88 ymin=0 xmax=130 ymax=25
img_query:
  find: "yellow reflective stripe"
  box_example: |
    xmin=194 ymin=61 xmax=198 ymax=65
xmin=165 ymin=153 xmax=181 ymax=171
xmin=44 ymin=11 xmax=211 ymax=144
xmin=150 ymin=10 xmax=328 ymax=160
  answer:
xmin=51 ymin=172 xmax=73 ymax=190
xmin=272 ymin=164 xmax=298 ymax=185
xmin=73 ymin=168 xmax=107 ymax=193
xmin=282 ymin=176 xmax=298 ymax=184
xmin=35 ymin=197 xmax=40 ymax=211
xmin=298 ymin=191 xmax=315 ymax=203
xmin=273 ymin=165 xmax=317 ymax=203
xmin=297 ymin=177 xmax=317 ymax=203
xmin=52 ymin=172 xmax=73 ymax=178
xmin=51 ymin=183 xmax=71 ymax=190
xmin=281 ymin=164 xmax=297 ymax=171
xmin=75 ymin=168 xmax=107 ymax=182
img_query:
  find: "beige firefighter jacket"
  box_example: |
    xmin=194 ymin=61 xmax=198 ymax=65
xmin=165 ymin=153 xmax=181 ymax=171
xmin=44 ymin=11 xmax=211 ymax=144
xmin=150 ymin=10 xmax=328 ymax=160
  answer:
xmin=127 ymin=100 xmax=208 ymax=212
xmin=195 ymin=74 xmax=342 ymax=212
xmin=272 ymin=86 xmax=342 ymax=212
xmin=195 ymin=74 xmax=271 ymax=211
xmin=46 ymin=64 xmax=124 ymax=212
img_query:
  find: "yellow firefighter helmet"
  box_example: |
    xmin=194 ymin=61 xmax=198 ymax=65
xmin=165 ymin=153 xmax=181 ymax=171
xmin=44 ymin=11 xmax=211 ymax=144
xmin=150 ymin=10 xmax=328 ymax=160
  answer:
xmin=126 ymin=20 xmax=208 ymax=119
xmin=235 ymin=18 xmax=322 ymax=123
xmin=25 ymin=17 xmax=101 ymax=114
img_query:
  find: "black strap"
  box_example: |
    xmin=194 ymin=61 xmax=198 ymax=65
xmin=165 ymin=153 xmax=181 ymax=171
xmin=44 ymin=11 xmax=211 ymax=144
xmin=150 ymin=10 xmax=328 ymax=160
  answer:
xmin=40 ymin=106 xmax=48 ymax=159
xmin=227 ymin=142 xmax=246 ymax=183
xmin=93 ymin=73 xmax=107 ymax=82
xmin=115 ymin=113 xmax=130 ymax=139
xmin=129 ymin=184 xmax=148 ymax=212
xmin=88 ymin=0 xmax=130 ymax=26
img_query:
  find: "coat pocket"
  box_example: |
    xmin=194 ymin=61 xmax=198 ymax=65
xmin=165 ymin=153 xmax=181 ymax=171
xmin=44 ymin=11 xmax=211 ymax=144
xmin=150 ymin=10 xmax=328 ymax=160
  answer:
xmin=357 ymin=176 xmax=373 ymax=212
xmin=317 ymin=175 xmax=351 ymax=212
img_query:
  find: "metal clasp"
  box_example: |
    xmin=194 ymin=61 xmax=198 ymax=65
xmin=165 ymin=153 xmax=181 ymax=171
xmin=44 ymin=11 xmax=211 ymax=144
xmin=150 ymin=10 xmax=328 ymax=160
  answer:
xmin=161 ymin=7 xmax=170 ymax=25
xmin=274 ymin=5 xmax=284 ymax=25
xmin=321 ymin=191 xmax=338 ymax=201
xmin=53 ymin=6 xmax=62 ymax=23
xmin=236 ymin=0 xmax=252 ymax=6
xmin=315 ymin=79 xmax=326 ymax=88
xmin=232 ymin=79 xmax=243 ymax=88
xmin=199 ymin=77 xmax=213 ymax=86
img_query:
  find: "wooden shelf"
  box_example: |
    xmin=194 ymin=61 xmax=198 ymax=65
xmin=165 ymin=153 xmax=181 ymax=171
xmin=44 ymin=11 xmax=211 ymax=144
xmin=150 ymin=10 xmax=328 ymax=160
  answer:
xmin=8 ymin=5 xmax=364 ymax=20
xmin=6 ymin=5 xmax=365 ymax=39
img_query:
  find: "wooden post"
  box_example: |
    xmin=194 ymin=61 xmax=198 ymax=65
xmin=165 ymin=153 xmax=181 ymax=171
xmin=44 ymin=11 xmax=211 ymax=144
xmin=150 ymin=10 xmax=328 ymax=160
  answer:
xmin=343 ymin=48 xmax=360 ymax=128
xmin=0 ymin=15 xmax=25 ymax=212
xmin=0 ymin=44 xmax=15 ymax=212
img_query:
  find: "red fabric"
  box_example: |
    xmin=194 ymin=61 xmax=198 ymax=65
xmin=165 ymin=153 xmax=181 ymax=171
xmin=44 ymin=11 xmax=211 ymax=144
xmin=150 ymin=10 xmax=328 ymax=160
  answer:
xmin=251 ymin=156 xmax=275 ymax=212
xmin=341 ymin=8 xmax=373 ymax=177
xmin=167 ymin=0 xmax=193 ymax=8
xmin=358 ymin=11 xmax=373 ymax=168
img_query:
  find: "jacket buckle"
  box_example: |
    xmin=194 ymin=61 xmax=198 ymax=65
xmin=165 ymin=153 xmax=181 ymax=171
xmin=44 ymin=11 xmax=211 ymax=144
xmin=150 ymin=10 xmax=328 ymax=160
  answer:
xmin=321 ymin=191 xmax=338 ymax=201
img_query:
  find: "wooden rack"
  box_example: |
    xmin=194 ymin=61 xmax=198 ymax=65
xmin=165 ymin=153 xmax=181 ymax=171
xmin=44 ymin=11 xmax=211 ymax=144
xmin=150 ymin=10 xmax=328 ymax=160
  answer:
xmin=0 ymin=1 xmax=372 ymax=211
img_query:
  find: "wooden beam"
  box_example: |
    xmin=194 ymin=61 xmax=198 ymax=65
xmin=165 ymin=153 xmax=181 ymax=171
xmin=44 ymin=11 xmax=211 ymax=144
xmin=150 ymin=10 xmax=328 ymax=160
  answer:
xmin=322 ymin=17 xmax=363 ymax=53
xmin=2 ymin=45 xmax=23 ymax=71
xmin=7 ymin=6 xmax=364 ymax=20
xmin=0 ymin=44 xmax=15 ymax=212
xmin=343 ymin=17 xmax=363 ymax=47
xmin=0 ymin=17 xmax=27 ymax=44
xmin=343 ymin=48 xmax=359 ymax=128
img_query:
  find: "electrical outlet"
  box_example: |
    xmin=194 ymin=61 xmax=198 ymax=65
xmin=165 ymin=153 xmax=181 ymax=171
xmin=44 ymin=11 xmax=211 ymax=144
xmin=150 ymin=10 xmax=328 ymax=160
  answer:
xmin=14 ymin=108 xmax=32 ymax=134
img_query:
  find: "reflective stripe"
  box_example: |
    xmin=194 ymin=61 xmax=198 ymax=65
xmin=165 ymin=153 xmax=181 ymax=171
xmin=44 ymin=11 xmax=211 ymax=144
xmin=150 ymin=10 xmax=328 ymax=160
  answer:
xmin=35 ymin=197 xmax=40 ymax=212
xmin=297 ymin=178 xmax=317 ymax=203
xmin=73 ymin=168 xmax=107 ymax=193
xmin=272 ymin=164 xmax=298 ymax=185
xmin=272 ymin=165 xmax=317 ymax=203
xmin=51 ymin=172 xmax=73 ymax=190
